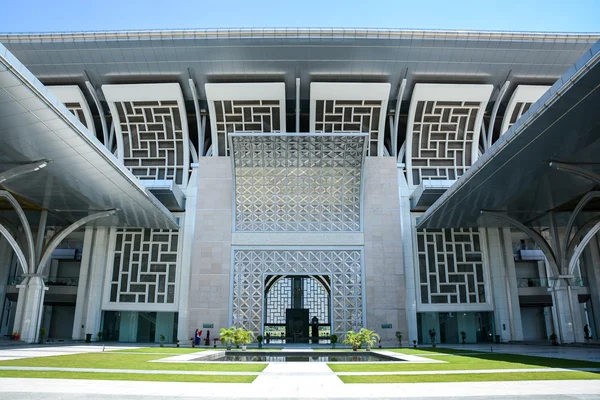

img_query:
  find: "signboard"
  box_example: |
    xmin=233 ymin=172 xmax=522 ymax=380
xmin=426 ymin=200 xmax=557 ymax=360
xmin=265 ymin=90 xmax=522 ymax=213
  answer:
xmin=202 ymin=323 xmax=214 ymax=328
xmin=381 ymin=324 xmax=392 ymax=329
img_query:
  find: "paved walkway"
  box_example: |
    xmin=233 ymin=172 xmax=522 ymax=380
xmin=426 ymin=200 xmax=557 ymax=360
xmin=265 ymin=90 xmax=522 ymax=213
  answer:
xmin=0 ymin=378 xmax=599 ymax=399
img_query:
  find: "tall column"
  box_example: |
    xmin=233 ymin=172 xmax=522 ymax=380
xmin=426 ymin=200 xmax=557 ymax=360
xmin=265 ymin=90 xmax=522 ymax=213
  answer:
xmin=0 ymin=237 xmax=12 ymax=336
xmin=486 ymin=227 xmax=523 ymax=341
xmin=83 ymin=227 xmax=110 ymax=340
xmin=551 ymin=282 xmax=584 ymax=343
xmin=16 ymin=276 xmax=47 ymax=343
xmin=583 ymin=234 xmax=600 ymax=338
xmin=72 ymin=226 xmax=94 ymax=340
xmin=398 ymin=171 xmax=418 ymax=344
xmin=177 ymin=165 xmax=198 ymax=343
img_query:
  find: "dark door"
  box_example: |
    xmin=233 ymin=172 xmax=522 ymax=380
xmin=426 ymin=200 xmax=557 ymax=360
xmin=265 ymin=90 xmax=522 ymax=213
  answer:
xmin=286 ymin=309 xmax=309 ymax=343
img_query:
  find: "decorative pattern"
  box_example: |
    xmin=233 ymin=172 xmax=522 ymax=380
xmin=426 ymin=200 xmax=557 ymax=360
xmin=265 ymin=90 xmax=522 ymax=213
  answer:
xmin=214 ymin=100 xmax=282 ymax=155
xmin=109 ymin=228 xmax=179 ymax=305
xmin=417 ymin=228 xmax=486 ymax=305
xmin=303 ymin=277 xmax=330 ymax=324
xmin=500 ymin=85 xmax=550 ymax=135
xmin=410 ymin=101 xmax=483 ymax=185
xmin=113 ymin=101 xmax=186 ymax=184
xmin=504 ymin=102 xmax=532 ymax=133
xmin=231 ymin=134 xmax=366 ymax=232
xmin=314 ymin=100 xmax=382 ymax=156
xmin=232 ymin=249 xmax=362 ymax=335
xmin=264 ymin=276 xmax=330 ymax=325
xmin=265 ymin=277 xmax=292 ymax=324
xmin=64 ymin=102 xmax=89 ymax=128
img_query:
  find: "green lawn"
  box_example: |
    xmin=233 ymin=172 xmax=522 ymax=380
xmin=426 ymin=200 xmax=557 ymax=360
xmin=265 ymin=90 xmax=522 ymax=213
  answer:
xmin=0 ymin=370 xmax=255 ymax=383
xmin=112 ymin=347 xmax=208 ymax=354
xmin=0 ymin=353 xmax=266 ymax=372
xmin=328 ymin=348 xmax=600 ymax=372
xmin=339 ymin=371 xmax=600 ymax=383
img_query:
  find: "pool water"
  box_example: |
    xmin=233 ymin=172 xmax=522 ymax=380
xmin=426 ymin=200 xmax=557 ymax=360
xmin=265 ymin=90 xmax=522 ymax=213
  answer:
xmin=196 ymin=351 xmax=400 ymax=362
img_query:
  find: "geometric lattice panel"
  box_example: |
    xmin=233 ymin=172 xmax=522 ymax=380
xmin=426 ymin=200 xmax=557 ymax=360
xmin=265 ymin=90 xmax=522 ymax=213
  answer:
xmin=303 ymin=277 xmax=330 ymax=324
xmin=48 ymin=85 xmax=95 ymax=134
xmin=417 ymin=228 xmax=486 ymax=305
xmin=264 ymin=276 xmax=330 ymax=325
xmin=406 ymin=84 xmax=493 ymax=186
xmin=231 ymin=134 xmax=366 ymax=232
xmin=310 ymin=82 xmax=390 ymax=157
xmin=500 ymin=85 xmax=550 ymax=135
xmin=232 ymin=249 xmax=362 ymax=335
xmin=109 ymin=228 xmax=179 ymax=305
xmin=102 ymin=83 xmax=190 ymax=186
xmin=265 ymin=277 xmax=292 ymax=324
xmin=205 ymin=83 xmax=286 ymax=156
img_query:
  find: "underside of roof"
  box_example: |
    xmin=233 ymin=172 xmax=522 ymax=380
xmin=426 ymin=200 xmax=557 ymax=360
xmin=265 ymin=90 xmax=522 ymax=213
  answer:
xmin=417 ymin=40 xmax=600 ymax=229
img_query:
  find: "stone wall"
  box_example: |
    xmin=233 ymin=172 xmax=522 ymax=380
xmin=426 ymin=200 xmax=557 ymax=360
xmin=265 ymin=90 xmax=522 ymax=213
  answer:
xmin=363 ymin=157 xmax=406 ymax=345
xmin=189 ymin=157 xmax=233 ymax=340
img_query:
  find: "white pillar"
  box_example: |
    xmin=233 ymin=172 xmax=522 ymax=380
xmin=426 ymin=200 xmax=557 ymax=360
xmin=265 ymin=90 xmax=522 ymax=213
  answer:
xmin=17 ymin=276 xmax=47 ymax=343
xmin=177 ymin=169 xmax=197 ymax=343
xmin=398 ymin=169 xmax=417 ymax=344
xmin=72 ymin=226 xmax=94 ymax=340
xmin=84 ymin=227 xmax=110 ymax=340
xmin=486 ymin=227 xmax=523 ymax=341
xmin=551 ymin=283 xmax=584 ymax=343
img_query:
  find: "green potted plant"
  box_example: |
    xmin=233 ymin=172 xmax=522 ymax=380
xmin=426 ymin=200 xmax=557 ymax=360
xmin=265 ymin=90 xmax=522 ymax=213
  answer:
xmin=395 ymin=331 xmax=402 ymax=347
xmin=460 ymin=331 xmax=466 ymax=344
xmin=97 ymin=332 xmax=103 ymax=342
xmin=159 ymin=334 xmax=165 ymax=347
xmin=330 ymin=334 xmax=338 ymax=349
xmin=343 ymin=330 xmax=362 ymax=351
xmin=39 ymin=328 xmax=47 ymax=344
xmin=219 ymin=327 xmax=236 ymax=350
xmin=413 ymin=339 xmax=417 ymax=348
xmin=549 ymin=333 xmax=559 ymax=346
xmin=359 ymin=328 xmax=380 ymax=351
xmin=257 ymin=334 xmax=263 ymax=349
xmin=235 ymin=328 xmax=254 ymax=351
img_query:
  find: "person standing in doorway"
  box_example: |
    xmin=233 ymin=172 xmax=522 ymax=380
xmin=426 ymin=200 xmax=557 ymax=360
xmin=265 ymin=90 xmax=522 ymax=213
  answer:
xmin=584 ymin=324 xmax=590 ymax=340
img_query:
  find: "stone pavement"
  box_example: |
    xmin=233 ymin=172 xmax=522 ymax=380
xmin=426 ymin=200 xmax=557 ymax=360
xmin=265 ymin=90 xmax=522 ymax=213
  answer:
xmin=0 ymin=378 xmax=599 ymax=399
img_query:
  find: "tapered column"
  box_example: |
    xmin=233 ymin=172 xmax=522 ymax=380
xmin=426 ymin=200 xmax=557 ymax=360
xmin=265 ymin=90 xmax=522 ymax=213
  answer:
xmin=16 ymin=276 xmax=47 ymax=343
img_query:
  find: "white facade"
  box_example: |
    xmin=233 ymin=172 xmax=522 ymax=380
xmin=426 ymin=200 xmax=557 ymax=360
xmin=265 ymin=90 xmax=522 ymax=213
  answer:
xmin=0 ymin=35 xmax=598 ymax=348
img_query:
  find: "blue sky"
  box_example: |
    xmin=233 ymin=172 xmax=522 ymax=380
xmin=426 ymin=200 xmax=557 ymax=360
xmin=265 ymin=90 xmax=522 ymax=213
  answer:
xmin=1 ymin=0 xmax=598 ymax=33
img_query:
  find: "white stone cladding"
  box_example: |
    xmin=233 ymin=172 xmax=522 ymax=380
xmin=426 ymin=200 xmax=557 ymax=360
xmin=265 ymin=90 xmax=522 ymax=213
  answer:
xmin=405 ymin=84 xmax=493 ymax=187
xmin=310 ymin=82 xmax=391 ymax=157
xmin=205 ymin=83 xmax=286 ymax=156
xmin=102 ymin=83 xmax=190 ymax=186
xmin=500 ymin=85 xmax=551 ymax=135
xmin=47 ymin=85 xmax=95 ymax=135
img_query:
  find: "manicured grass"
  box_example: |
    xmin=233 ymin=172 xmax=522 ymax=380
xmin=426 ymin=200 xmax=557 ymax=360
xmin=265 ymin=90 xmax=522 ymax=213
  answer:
xmin=339 ymin=371 xmax=600 ymax=383
xmin=113 ymin=347 xmax=208 ymax=354
xmin=0 ymin=370 xmax=256 ymax=383
xmin=328 ymin=349 xmax=600 ymax=373
xmin=0 ymin=353 xmax=266 ymax=372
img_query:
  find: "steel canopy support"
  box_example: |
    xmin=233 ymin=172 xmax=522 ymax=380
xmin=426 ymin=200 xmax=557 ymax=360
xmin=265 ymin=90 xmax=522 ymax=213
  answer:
xmin=85 ymin=81 xmax=109 ymax=146
xmin=0 ymin=160 xmax=49 ymax=184
xmin=392 ymin=79 xmax=407 ymax=157
xmin=188 ymin=78 xmax=204 ymax=157
xmin=481 ymin=210 xmax=560 ymax=276
xmin=549 ymin=162 xmax=600 ymax=185
xmin=486 ymin=80 xmax=510 ymax=149
xmin=296 ymin=78 xmax=300 ymax=133
xmin=36 ymin=209 xmax=116 ymax=275
xmin=0 ymin=191 xmax=36 ymax=270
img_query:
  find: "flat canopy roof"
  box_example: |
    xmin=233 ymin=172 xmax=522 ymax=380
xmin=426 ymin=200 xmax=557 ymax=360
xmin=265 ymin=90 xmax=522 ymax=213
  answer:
xmin=417 ymin=40 xmax=600 ymax=230
xmin=1 ymin=29 xmax=599 ymax=106
xmin=0 ymin=43 xmax=178 ymax=228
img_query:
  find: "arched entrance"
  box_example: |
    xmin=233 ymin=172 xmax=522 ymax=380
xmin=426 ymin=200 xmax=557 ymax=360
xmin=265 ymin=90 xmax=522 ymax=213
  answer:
xmin=263 ymin=275 xmax=330 ymax=343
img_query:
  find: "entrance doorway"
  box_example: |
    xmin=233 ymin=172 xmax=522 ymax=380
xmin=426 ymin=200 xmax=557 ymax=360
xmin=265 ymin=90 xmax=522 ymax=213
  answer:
xmin=264 ymin=275 xmax=331 ymax=343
